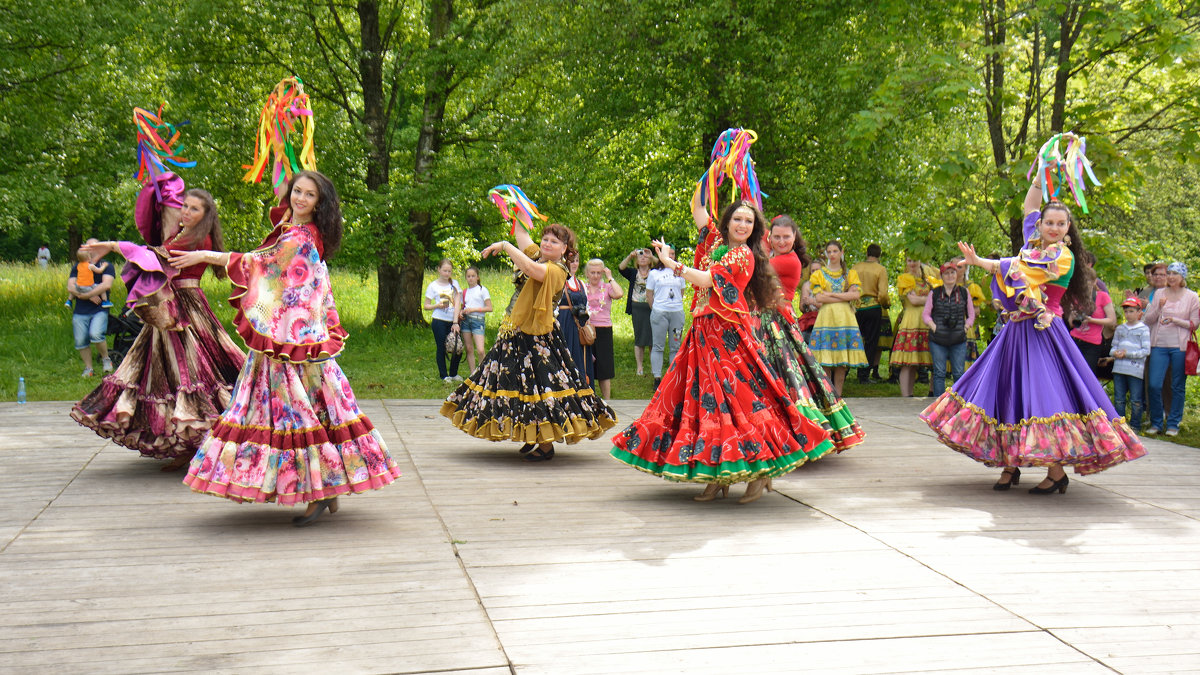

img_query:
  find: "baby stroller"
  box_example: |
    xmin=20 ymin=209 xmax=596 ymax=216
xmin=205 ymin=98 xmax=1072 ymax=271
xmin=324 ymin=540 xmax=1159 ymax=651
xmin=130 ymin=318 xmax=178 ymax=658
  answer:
xmin=106 ymin=310 xmax=143 ymax=367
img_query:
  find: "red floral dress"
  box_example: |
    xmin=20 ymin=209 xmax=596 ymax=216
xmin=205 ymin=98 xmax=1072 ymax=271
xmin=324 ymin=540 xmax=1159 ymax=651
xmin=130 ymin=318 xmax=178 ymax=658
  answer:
xmin=610 ymin=227 xmax=833 ymax=483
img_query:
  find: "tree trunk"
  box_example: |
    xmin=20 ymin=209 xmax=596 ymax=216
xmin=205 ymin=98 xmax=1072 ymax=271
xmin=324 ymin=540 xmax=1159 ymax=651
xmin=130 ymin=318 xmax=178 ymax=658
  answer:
xmin=355 ymin=0 xmax=408 ymax=326
xmin=396 ymin=0 xmax=455 ymax=324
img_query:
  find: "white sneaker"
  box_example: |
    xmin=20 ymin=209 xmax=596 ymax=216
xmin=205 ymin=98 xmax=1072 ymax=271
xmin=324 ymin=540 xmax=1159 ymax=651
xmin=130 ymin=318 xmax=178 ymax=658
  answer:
xmin=1145 ymin=427 xmax=1159 ymax=435
xmin=1165 ymin=428 xmax=1179 ymax=437
xmin=451 ymin=375 xmax=463 ymax=382
xmin=443 ymin=376 xmax=454 ymax=383
xmin=81 ymin=367 xmax=94 ymax=378
xmin=101 ymin=357 xmax=114 ymax=373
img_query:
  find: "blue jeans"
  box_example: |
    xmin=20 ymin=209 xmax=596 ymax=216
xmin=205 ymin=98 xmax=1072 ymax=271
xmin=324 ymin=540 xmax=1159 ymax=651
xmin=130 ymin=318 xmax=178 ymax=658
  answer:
xmin=1147 ymin=346 xmax=1187 ymax=430
xmin=431 ymin=318 xmax=462 ymax=379
xmin=928 ymin=341 xmax=967 ymax=397
xmin=72 ymin=311 xmax=109 ymax=350
xmin=1111 ymin=372 xmax=1144 ymax=431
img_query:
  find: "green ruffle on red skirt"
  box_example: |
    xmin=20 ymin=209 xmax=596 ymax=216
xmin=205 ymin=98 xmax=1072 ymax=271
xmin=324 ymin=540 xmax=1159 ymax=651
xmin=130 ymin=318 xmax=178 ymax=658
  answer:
xmin=921 ymin=391 xmax=1147 ymax=475
xmin=610 ymin=437 xmax=833 ymax=484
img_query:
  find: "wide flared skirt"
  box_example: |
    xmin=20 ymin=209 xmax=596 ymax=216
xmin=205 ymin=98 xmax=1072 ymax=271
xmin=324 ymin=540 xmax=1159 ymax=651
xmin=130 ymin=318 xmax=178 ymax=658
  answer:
xmin=71 ymin=287 xmax=246 ymax=459
xmin=809 ymin=303 xmax=867 ymax=367
xmin=891 ymin=326 xmax=932 ymax=366
xmin=757 ymin=309 xmax=865 ymax=452
xmin=441 ymin=329 xmax=617 ymax=444
xmin=184 ymin=351 xmax=402 ymax=505
xmin=920 ymin=317 xmax=1146 ymax=475
xmin=610 ymin=315 xmax=834 ymax=483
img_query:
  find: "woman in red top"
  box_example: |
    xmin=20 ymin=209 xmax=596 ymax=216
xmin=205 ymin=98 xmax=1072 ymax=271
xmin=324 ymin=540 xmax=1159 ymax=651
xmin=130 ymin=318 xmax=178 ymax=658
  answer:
xmin=757 ymin=215 xmax=865 ymax=452
xmin=611 ymin=190 xmax=833 ymax=504
xmin=73 ymin=179 xmax=246 ymax=470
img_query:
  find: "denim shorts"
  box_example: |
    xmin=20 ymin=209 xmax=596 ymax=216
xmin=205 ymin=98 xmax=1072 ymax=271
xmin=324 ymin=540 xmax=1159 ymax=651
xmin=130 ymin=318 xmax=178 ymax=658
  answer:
xmin=460 ymin=313 xmax=485 ymax=335
xmin=72 ymin=312 xmax=109 ymax=350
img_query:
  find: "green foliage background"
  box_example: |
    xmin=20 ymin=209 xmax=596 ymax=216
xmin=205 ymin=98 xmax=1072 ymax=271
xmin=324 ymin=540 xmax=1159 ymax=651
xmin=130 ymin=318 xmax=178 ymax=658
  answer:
xmin=3 ymin=0 xmax=1199 ymax=309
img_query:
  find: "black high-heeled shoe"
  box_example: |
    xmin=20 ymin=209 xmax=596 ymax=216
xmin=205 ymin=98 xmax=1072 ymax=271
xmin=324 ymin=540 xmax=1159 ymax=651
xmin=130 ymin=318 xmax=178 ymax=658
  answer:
xmin=523 ymin=445 xmax=555 ymax=462
xmin=993 ymin=467 xmax=1021 ymax=491
xmin=292 ymin=498 xmax=338 ymax=527
xmin=1028 ymin=474 xmax=1069 ymax=495
xmin=518 ymin=443 xmax=535 ymax=455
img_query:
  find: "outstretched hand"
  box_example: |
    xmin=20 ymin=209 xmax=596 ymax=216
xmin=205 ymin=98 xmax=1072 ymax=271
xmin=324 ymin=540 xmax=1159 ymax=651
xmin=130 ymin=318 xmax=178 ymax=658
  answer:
xmin=651 ymin=239 xmax=674 ymax=267
xmin=480 ymin=241 xmax=507 ymax=259
xmin=957 ymin=241 xmax=982 ymax=268
xmin=168 ymin=250 xmax=209 ymax=269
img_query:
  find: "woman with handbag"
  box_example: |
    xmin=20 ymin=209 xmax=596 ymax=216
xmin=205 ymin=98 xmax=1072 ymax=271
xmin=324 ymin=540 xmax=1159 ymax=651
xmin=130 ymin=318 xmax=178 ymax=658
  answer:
xmin=585 ymin=259 xmax=624 ymax=399
xmin=424 ymin=258 xmax=463 ymax=383
xmin=1143 ymin=262 xmax=1200 ymax=436
xmin=556 ymin=256 xmax=594 ymax=386
xmin=442 ymin=223 xmax=616 ymax=462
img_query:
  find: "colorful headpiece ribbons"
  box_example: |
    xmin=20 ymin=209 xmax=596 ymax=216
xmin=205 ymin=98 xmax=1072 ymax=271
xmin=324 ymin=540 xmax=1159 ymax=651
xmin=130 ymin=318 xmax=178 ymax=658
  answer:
xmin=1026 ymin=133 xmax=1101 ymax=214
xmin=488 ymin=185 xmax=547 ymax=235
xmin=697 ymin=128 xmax=767 ymax=220
xmin=242 ymin=77 xmax=317 ymax=196
xmin=133 ymin=105 xmax=195 ymax=185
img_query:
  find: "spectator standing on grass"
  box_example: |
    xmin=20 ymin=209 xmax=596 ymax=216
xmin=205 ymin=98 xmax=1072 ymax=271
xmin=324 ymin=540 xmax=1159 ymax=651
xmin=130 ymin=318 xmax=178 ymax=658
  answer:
xmin=618 ymin=247 xmax=655 ymax=376
xmin=424 ymin=258 xmax=463 ymax=383
xmin=646 ymin=245 xmax=687 ymax=389
xmin=1110 ymin=297 xmax=1151 ymax=432
xmin=37 ymin=244 xmax=51 ymax=268
xmin=1069 ymin=276 xmax=1116 ymax=378
xmin=1143 ymin=262 xmax=1200 ymax=437
xmin=852 ymin=244 xmax=889 ymax=384
xmin=586 ymin=258 xmax=624 ymax=399
xmin=922 ymin=261 xmax=974 ymax=398
xmin=68 ymin=238 xmax=117 ymax=377
xmin=458 ymin=266 xmax=493 ymax=374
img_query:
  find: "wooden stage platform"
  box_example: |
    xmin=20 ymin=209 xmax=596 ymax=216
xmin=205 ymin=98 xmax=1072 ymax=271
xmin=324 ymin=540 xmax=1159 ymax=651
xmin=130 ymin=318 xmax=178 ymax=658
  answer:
xmin=1 ymin=398 xmax=1196 ymax=674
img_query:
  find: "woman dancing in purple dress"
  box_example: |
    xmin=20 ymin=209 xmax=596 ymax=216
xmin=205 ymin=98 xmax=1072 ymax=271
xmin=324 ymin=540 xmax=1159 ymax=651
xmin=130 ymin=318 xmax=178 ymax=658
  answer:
xmin=921 ymin=174 xmax=1146 ymax=494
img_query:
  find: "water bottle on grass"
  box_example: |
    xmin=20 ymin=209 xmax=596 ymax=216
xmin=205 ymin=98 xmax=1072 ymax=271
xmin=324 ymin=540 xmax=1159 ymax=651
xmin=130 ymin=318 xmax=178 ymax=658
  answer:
xmin=17 ymin=377 xmax=26 ymax=404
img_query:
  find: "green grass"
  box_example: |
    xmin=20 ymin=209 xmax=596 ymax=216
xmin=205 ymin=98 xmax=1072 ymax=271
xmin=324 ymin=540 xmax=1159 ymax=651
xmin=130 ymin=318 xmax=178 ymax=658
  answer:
xmin=4 ymin=261 xmax=1198 ymax=450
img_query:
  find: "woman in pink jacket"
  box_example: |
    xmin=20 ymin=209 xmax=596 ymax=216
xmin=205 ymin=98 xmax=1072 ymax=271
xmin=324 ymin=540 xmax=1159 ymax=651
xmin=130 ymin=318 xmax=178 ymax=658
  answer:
xmin=1143 ymin=262 xmax=1200 ymax=436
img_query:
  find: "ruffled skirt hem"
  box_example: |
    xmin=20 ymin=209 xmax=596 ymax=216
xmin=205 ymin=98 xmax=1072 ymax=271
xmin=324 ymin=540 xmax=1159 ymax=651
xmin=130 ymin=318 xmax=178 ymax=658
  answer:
xmin=920 ymin=391 xmax=1146 ymax=475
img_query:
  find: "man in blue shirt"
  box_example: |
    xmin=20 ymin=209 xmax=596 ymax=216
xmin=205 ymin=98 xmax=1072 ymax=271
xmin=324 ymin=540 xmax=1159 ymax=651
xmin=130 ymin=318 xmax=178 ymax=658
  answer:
xmin=68 ymin=238 xmax=117 ymax=377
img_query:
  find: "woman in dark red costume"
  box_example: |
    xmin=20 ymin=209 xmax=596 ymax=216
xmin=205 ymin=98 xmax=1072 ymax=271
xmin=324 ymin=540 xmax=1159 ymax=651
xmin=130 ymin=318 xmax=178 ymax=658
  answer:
xmin=72 ymin=175 xmax=245 ymax=470
xmin=610 ymin=189 xmax=833 ymax=504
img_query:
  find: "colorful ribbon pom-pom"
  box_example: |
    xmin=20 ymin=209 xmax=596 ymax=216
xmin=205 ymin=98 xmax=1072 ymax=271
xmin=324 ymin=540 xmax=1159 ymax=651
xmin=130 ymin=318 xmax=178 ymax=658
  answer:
xmin=242 ymin=76 xmax=317 ymax=196
xmin=487 ymin=184 xmax=548 ymax=235
xmin=1026 ymin=132 xmax=1102 ymax=214
xmin=133 ymin=104 xmax=195 ymax=185
xmin=696 ymin=128 xmax=768 ymax=221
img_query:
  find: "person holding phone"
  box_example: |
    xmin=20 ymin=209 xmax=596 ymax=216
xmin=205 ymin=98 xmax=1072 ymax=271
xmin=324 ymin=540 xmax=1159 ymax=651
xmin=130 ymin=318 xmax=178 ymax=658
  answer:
xmin=618 ymin=247 xmax=656 ymax=375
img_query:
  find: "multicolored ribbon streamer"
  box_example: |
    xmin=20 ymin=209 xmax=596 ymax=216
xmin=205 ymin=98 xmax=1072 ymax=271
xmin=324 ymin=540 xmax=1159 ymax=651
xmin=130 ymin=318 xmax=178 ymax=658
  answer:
xmin=1026 ymin=132 xmax=1101 ymax=214
xmin=242 ymin=76 xmax=317 ymax=196
xmin=487 ymin=184 xmax=547 ymax=235
xmin=696 ymin=128 xmax=768 ymax=220
xmin=133 ymin=105 xmax=195 ymax=185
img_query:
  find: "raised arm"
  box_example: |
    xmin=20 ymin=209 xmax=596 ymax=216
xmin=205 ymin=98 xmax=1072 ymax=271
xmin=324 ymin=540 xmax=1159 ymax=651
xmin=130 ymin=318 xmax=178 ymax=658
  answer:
xmin=1023 ymin=176 xmax=1043 ymax=217
xmin=653 ymin=238 xmax=713 ymax=289
xmin=481 ymin=240 xmax=548 ymax=282
xmin=513 ymin=224 xmax=535 ymax=253
xmin=691 ymin=183 xmax=708 ymax=230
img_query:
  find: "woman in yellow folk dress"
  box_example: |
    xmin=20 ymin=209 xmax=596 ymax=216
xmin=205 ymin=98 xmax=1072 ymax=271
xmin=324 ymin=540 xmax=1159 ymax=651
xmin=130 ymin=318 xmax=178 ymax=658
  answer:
xmin=891 ymin=256 xmax=933 ymax=397
xmin=808 ymin=240 xmax=867 ymax=397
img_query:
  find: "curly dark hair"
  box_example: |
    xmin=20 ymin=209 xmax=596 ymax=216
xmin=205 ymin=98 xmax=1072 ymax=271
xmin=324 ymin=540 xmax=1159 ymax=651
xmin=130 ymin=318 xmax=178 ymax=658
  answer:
xmin=284 ymin=170 xmax=342 ymax=259
xmin=1041 ymin=200 xmax=1095 ymax=320
xmin=716 ymin=201 xmax=779 ymax=311
xmin=173 ymin=189 xmax=227 ymax=279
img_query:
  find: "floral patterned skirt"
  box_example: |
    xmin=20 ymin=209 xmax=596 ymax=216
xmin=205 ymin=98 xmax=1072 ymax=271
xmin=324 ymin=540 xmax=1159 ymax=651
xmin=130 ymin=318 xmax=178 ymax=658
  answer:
xmin=183 ymin=351 xmax=402 ymax=505
xmin=610 ymin=314 xmax=834 ymax=484
xmin=920 ymin=317 xmax=1146 ymax=475
xmin=809 ymin=302 xmax=867 ymax=367
xmin=441 ymin=328 xmax=617 ymax=444
xmin=890 ymin=327 xmax=932 ymax=365
xmin=756 ymin=309 xmax=865 ymax=453
xmin=71 ymin=287 xmax=245 ymax=459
